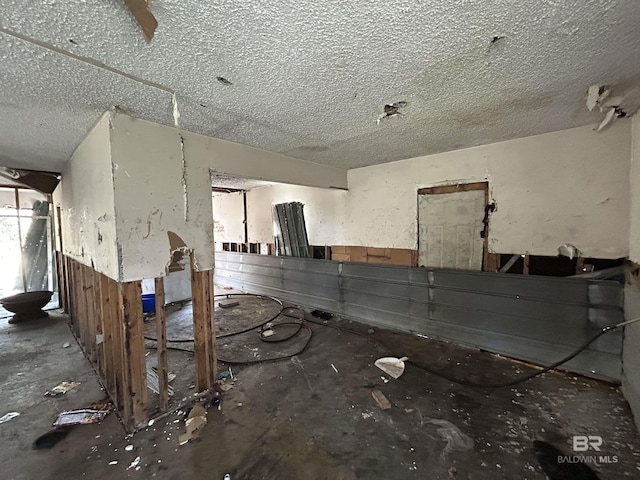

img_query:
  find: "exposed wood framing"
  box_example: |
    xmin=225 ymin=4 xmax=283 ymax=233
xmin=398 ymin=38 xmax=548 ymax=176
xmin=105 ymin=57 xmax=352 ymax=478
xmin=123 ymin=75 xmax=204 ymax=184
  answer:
xmin=485 ymin=253 xmax=500 ymax=272
xmin=61 ymin=254 xmax=217 ymax=430
xmin=154 ymin=276 xmax=169 ymax=411
xmin=523 ymin=254 xmax=530 ymax=275
xmin=190 ymin=252 xmax=217 ymax=392
xmin=417 ymin=181 xmax=488 ymax=195
xmin=120 ymin=280 xmax=148 ymax=429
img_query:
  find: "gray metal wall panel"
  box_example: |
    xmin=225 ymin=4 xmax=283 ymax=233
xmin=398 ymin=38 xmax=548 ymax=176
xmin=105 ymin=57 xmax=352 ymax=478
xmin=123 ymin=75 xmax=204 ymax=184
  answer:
xmin=214 ymin=252 xmax=623 ymax=381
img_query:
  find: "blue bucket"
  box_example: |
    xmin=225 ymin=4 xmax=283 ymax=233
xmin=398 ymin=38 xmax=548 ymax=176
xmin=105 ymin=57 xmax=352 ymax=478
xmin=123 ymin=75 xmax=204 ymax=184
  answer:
xmin=142 ymin=293 xmax=156 ymax=313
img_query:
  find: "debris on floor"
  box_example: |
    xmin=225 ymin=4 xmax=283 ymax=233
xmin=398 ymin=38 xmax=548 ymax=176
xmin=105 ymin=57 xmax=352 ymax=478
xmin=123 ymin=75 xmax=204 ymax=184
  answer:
xmin=62 ymin=342 xmax=70 ymax=348
xmin=428 ymin=419 xmax=474 ymax=462
xmin=53 ymin=407 xmax=111 ymax=427
xmin=311 ymin=309 xmax=332 ymax=320
xmin=126 ymin=455 xmax=141 ymax=471
xmin=146 ymin=367 xmax=175 ymax=396
xmin=371 ymin=390 xmax=391 ymax=410
xmin=178 ymin=404 xmax=208 ymax=445
xmin=44 ymin=381 xmax=81 ymax=397
xmin=32 ymin=428 xmax=71 ymax=449
xmin=219 ymin=299 xmax=240 ymax=309
xmin=375 ymin=356 xmax=408 ymax=379
xmin=0 ymin=412 xmax=20 ymax=424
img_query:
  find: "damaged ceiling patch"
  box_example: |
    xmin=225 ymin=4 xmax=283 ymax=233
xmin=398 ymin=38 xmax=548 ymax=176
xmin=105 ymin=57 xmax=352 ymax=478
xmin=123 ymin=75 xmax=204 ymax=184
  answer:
xmin=217 ymin=76 xmax=233 ymax=86
xmin=586 ymin=84 xmax=627 ymax=131
xmin=377 ymin=101 xmax=407 ymax=125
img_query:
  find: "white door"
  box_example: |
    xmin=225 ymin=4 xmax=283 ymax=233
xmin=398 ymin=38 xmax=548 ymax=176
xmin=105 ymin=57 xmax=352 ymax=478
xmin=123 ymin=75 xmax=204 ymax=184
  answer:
xmin=418 ymin=190 xmax=485 ymax=270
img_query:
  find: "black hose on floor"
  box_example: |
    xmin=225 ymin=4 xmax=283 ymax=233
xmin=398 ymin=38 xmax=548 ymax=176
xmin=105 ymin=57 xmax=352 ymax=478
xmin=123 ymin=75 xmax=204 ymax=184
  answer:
xmin=145 ymin=295 xmax=311 ymax=365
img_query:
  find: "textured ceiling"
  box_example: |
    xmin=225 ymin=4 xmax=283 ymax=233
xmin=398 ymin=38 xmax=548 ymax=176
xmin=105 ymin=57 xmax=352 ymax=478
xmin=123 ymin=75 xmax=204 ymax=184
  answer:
xmin=1 ymin=0 xmax=640 ymax=172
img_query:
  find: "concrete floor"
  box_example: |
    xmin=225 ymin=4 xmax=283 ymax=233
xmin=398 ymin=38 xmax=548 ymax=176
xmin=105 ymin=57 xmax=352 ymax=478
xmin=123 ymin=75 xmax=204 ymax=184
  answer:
xmin=1 ymin=295 xmax=639 ymax=479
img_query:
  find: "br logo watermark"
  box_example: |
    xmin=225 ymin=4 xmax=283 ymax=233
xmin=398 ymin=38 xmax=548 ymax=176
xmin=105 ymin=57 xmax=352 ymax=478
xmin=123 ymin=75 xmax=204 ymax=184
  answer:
xmin=572 ymin=435 xmax=602 ymax=452
xmin=558 ymin=436 xmax=618 ymax=464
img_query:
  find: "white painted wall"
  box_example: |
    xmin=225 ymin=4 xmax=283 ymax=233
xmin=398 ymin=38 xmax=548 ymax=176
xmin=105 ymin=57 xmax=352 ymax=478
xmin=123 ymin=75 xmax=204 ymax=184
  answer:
xmin=345 ymin=122 xmax=631 ymax=258
xmin=110 ymin=113 xmax=215 ymax=281
xmin=53 ymin=113 xmax=119 ymax=279
xmin=630 ymin=116 xmax=640 ymax=263
xmin=182 ymin=131 xmax=347 ymax=190
xmin=246 ymin=184 xmax=346 ymax=245
xmin=212 ymin=192 xmax=245 ymax=243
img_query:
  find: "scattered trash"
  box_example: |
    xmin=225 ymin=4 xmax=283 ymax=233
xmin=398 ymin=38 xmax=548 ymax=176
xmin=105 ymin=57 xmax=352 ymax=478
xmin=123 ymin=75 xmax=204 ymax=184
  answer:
xmin=448 ymin=466 xmax=457 ymax=478
xmin=218 ymin=300 xmax=239 ymax=309
xmin=375 ymin=356 xmax=408 ymax=379
xmin=236 ymin=403 xmax=243 ymax=407
xmin=261 ymin=329 xmax=274 ymax=337
xmin=62 ymin=342 xmax=70 ymax=348
xmin=127 ymin=456 xmax=141 ymax=470
xmin=44 ymin=381 xmax=81 ymax=397
xmin=224 ymin=474 xmax=231 ymax=480
xmin=148 ymin=419 xmax=155 ymax=427
xmin=0 ymin=412 xmax=20 ymax=424
xmin=311 ymin=310 xmax=332 ymax=320
xmin=371 ymin=390 xmax=391 ymax=410
xmin=217 ymin=370 xmax=232 ymax=380
xmin=404 ymin=408 xmax=414 ymax=414
xmin=147 ymin=368 xmax=175 ymax=396
xmin=178 ymin=404 xmax=208 ymax=445
xmin=108 ymin=461 xmax=118 ymax=466
xmin=219 ymin=384 xmax=233 ymax=392
xmin=558 ymin=243 xmax=580 ymax=259
xmin=428 ymin=419 xmax=474 ymax=462
xmin=125 ymin=445 xmax=134 ymax=451
xmin=32 ymin=428 xmax=71 ymax=449
xmin=330 ymin=363 xmax=339 ymax=374
xmin=381 ymin=376 xmax=389 ymax=384
xmin=367 ymin=328 xmax=375 ymax=334
xmin=54 ymin=408 xmax=111 ymax=427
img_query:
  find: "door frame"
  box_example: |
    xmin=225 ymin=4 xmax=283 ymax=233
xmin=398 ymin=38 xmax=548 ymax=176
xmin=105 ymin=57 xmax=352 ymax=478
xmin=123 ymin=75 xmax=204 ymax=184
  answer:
xmin=417 ymin=181 xmax=490 ymax=270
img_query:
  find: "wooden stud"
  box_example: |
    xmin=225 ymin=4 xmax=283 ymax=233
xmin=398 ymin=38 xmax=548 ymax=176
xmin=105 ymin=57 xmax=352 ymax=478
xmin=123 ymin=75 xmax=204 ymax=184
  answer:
xmin=83 ymin=264 xmax=97 ymax=361
xmin=76 ymin=261 xmax=88 ymax=346
xmin=190 ymin=252 xmax=214 ymax=392
xmin=418 ymin=181 xmax=488 ymax=195
xmin=64 ymin=255 xmax=73 ymax=316
xmin=110 ymin=277 xmax=126 ymax=412
xmin=100 ymin=274 xmax=116 ymax=397
xmin=485 ymin=253 xmax=500 ymax=272
xmin=523 ymin=255 xmax=530 ymax=275
xmin=154 ymin=276 xmax=169 ymax=411
xmin=120 ymin=280 xmax=148 ymax=429
xmin=206 ymin=269 xmax=217 ymax=385
xmin=93 ymin=270 xmax=106 ymax=376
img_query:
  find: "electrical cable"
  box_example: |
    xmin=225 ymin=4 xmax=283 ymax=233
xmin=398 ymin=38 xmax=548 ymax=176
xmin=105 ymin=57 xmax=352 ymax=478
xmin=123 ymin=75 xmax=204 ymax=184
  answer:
xmin=144 ymin=293 xmax=285 ymax=343
xmin=307 ymin=315 xmax=640 ymax=388
xmin=144 ymin=295 xmax=311 ymax=364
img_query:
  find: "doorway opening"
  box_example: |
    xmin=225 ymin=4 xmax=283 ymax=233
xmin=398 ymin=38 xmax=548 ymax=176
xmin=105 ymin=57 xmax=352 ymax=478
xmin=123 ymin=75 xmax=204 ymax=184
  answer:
xmin=417 ymin=182 xmax=490 ymax=271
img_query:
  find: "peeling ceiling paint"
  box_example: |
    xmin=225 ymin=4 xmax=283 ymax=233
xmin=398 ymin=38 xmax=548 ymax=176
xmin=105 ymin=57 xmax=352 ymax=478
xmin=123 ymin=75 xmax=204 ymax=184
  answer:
xmin=1 ymin=0 xmax=640 ymax=172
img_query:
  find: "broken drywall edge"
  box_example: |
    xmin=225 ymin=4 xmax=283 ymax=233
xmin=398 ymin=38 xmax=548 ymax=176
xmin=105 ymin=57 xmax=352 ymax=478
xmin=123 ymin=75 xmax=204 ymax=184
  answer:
xmin=123 ymin=0 xmax=158 ymax=43
xmin=179 ymin=135 xmax=189 ymax=223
